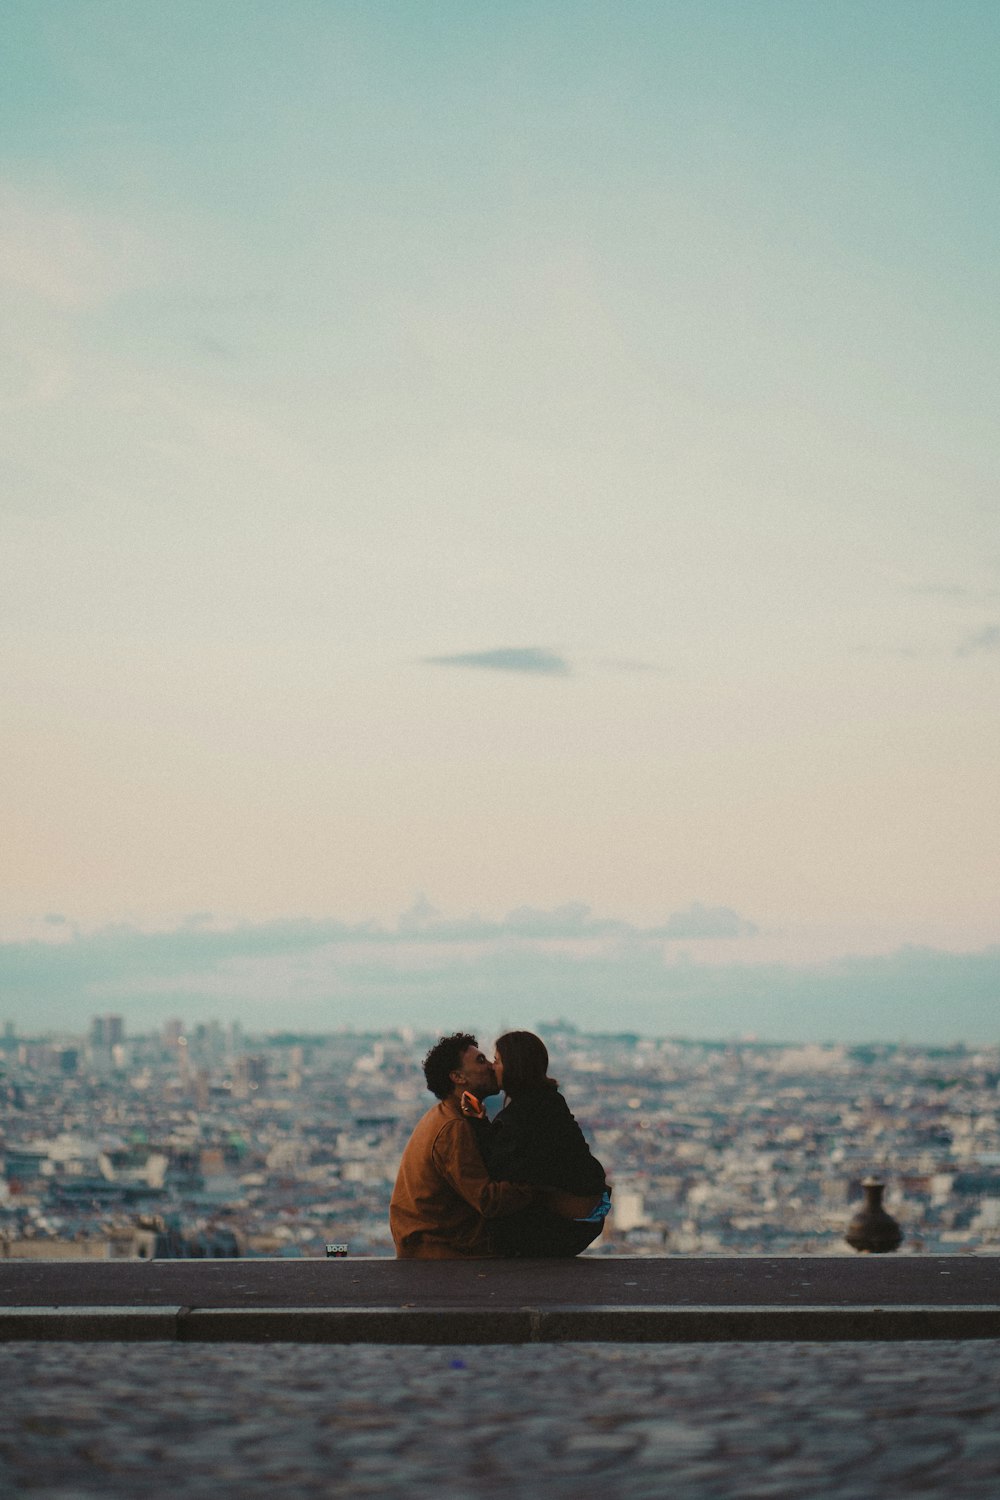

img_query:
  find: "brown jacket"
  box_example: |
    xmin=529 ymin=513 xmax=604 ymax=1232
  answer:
xmin=389 ymin=1096 xmax=535 ymax=1258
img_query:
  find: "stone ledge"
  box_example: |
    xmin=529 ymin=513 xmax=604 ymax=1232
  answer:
xmin=3 ymin=1253 xmax=998 ymax=1311
xmin=1 ymin=1257 xmax=997 ymax=1343
xmin=3 ymin=1302 xmax=999 ymax=1344
xmin=177 ymin=1302 xmax=1000 ymax=1344
xmin=0 ymin=1306 xmax=182 ymax=1340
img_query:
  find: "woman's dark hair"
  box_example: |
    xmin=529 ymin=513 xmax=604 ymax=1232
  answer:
xmin=422 ymin=1033 xmax=478 ymax=1100
xmin=495 ymin=1030 xmax=557 ymax=1097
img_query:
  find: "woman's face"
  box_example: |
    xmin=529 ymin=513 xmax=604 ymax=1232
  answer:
xmin=491 ymin=1049 xmax=504 ymax=1090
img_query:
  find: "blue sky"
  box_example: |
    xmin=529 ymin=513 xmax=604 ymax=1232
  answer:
xmin=2 ymin=2 xmax=998 ymax=1038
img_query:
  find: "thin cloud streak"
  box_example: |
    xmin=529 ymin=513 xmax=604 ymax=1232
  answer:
xmin=956 ymin=624 xmax=1000 ymax=657
xmin=422 ymin=647 xmax=572 ymax=676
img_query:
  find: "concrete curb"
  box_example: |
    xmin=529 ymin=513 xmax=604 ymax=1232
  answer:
xmin=0 ymin=1306 xmax=183 ymax=1341
xmin=2 ymin=1303 xmax=999 ymax=1343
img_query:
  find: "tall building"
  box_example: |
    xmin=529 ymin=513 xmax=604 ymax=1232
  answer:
xmin=162 ymin=1019 xmax=184 ymax=1049
xmin=232 ymin=1054 xmax=267 ymax=1099
xmin=90 ymin=1015 xmax=125 ymax=1049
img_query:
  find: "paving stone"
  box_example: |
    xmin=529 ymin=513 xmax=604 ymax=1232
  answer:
xmin=960 ymin=1429 xmax=1000 ymax=1459
xmin=628 ymin=1417 xmax=718 ymax=1461
xmin=0 ymin=1341 xmax=998 ymax=1497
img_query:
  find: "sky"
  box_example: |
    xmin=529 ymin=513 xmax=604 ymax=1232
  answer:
xmin=2 ymin=1 xmax=998 ymax=1041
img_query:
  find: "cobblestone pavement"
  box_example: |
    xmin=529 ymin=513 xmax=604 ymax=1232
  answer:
xmin=0 ymin=1341 xmax=997 ymax=1499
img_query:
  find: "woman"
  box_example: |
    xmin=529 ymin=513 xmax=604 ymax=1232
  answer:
xmin=473 ymin=1030 xmax=611 ymax=1257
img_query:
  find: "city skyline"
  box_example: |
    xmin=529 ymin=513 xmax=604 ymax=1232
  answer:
xmin=3 ymin=4 xmax=998 ymax=1041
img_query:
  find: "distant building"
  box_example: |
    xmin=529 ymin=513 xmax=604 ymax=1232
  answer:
xmin=611 ymin=1187 xmax=648 ymax=1233
xmin=162 ymin=1019 xmax=185 ymax=1049
xmin=233 ymin=1054 xmax=267 ymax=1099
xmin=90 ymin=1015 xmax=125 ymax=1049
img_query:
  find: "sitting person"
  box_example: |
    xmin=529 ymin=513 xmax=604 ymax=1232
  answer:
xmin=468 ymin=1029 xmax=611 ymax=1258
xmin=389 ymin=1033 xmax=540 ymax=1258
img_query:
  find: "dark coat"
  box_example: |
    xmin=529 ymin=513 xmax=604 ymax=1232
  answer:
xmin=479 ymin=1086 xmax=606 ymax=1198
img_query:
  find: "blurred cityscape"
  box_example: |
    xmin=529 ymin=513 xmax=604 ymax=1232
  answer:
xmin=1 ymin=1016 xmax=999 ymax=1260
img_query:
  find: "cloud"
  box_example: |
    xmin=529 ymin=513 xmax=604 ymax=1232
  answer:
xmin=0 ymin=902 xmax=757 ymax=1011
xmin=421 ymin=647 xmax=572 ymax=676
xmin=647 ymin=903 xmax=758 ymax=940
xmin=0 ymin=900 xmax=755 ymax=1020
xmin=387 ymin=901 xmax=755 ymax=944
xmin=1 ymin=911 xmax=996 ymax=1044
xmin=956 ymin=624 xmax=1000 ymax=657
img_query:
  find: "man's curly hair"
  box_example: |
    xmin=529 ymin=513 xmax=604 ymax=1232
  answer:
xmin=422 ymin=1033 xmax=479 ymax=1100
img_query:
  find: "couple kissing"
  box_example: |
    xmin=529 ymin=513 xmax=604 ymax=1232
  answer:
xmin=389 ymin=1030 xmax=611 ymax=1259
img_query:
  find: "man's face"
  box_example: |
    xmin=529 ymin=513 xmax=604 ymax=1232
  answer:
xmin=452 ymin=1045 xmax=498 ymax=1101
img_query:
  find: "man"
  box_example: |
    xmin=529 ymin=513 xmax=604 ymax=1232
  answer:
xmin=389 ymin=1033 xmax=537 ymax=1258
